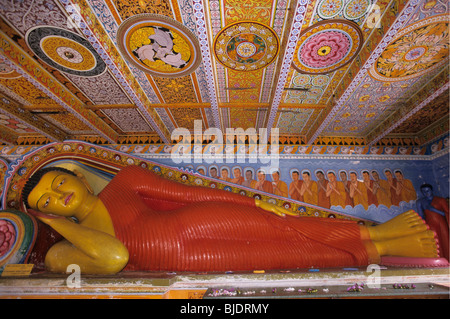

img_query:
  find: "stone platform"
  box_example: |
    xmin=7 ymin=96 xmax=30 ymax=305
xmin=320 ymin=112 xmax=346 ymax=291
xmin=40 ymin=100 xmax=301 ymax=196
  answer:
xmin=0 ymin=267 xmax=448 ymax=299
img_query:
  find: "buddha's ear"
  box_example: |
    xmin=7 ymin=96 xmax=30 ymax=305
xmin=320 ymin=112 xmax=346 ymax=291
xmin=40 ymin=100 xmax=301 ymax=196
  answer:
xmin=73 ymin=170 xmax=94 ymax=194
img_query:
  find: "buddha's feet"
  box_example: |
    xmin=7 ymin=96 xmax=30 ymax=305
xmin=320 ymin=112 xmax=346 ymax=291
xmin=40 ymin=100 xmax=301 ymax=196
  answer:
xmin=367 ymin=210 xmax=429 ymax=241
xmin=374 ymin=230 xmax=439 ymax=258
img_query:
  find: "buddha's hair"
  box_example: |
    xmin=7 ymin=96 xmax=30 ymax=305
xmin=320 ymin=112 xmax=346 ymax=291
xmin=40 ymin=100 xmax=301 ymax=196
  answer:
xmin=22 ymin=167 xmax=76 ymax=209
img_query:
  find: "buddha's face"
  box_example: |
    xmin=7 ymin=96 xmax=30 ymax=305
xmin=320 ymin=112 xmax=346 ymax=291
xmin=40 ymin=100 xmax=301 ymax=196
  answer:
xmin=27 ymin=171 xmax=90 ymax=217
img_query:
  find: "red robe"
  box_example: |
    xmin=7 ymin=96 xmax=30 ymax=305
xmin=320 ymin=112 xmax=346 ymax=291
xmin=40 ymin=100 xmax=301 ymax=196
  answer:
xmin=344 ymin=181 xmax=354 ymax=207
xmin=317 ymin=180 xmax=330 ymax=209
xmin=389 ymin=179 xmax=402 ymax=206
xmin=366 ymin=180 xmax=379 ymax=207
xmin=98 ymin=165 xmax=377 ymax=272
xmin=424 ymin=197 xmax=449 ymax=260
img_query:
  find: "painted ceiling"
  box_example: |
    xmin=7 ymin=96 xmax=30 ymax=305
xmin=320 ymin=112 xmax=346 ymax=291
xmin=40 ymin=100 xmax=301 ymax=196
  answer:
xmin=0 ymin=0 xmax=448 ymax=148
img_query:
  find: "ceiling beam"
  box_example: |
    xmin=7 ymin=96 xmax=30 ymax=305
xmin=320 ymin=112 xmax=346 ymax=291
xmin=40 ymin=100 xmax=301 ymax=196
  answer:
xmin=265 ymin=0 xmax=311 ymax=136
xmin=191 ymin=0 xmax=221 ymax=129
xmin=306 ymin=0 xmax=422 ymax=144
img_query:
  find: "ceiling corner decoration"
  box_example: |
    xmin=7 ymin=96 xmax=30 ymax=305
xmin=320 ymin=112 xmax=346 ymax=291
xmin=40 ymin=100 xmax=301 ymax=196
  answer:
xmin=292 ymin=19 xmax=363 ymax=75
xmin=213 ymin=21 xmax=280 ymax=71
xmin=26 ymin=26 xmax=107 ymax=77
xmin=116 ymin=13 xmax=202 ymax=78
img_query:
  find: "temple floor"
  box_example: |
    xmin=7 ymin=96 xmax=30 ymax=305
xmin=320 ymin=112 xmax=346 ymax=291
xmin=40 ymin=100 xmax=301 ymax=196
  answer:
xmin=0 ymin=267 xmax=448 ymax=299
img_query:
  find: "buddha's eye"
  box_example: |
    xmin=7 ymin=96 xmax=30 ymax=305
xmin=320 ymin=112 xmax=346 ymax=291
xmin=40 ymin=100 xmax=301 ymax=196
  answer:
xmin=43 ymin=197 xmax=50 ymax=208
xmin=56 ymin=179 xmax=65 ymax=188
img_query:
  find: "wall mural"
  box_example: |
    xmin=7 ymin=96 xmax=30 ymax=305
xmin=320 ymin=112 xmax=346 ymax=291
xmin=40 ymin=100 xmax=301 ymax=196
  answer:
xmin=165 ymin=135 xmax=449 ymax=224
xmin=177 ymin=161 xmax=422 ymax=224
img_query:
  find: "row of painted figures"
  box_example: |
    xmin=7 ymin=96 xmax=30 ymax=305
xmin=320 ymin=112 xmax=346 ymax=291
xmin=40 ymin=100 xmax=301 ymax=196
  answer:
xmin=198 ymin=166 xmax=417 ymax=210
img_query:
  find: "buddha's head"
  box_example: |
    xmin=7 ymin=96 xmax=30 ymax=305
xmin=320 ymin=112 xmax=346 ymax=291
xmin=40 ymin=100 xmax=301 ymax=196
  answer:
xmin=22 ymin=167 xmax=93 ymax=218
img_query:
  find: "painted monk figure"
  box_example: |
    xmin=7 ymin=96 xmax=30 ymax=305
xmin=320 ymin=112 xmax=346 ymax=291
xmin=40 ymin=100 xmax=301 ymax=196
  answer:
xmin=299 ymin=171 xmax=318 ymax=206
xmin=362 ymin=171 xmax=378 ymax=207
xmin=386 ymin=170 xmax=401 ymax=206
xmin=371 ymin=170 xmax=392 ymax=208
xmin=271 ymin=171 xmax=288 ymax=198
xmin=231 ymin=167 xmax=245 ymax=185
xmin=326 ymin=171 xmax=346 ymax=208
xmin=316 ymin=170 xmax=330 ymax=209
xmin=289 ymin=171 xmax=303 ymax=201
xmin=255 ymin=170 xmax=273 ymax=193
xmin=242 ymin=169 xmax=257 ymax=189
xmin=22 ymin=165 xmax=439 ymax=274
xmin=340 ymin=171 xmax=354 ymax=207
xmin=349 ymin=172 xmax=369 ymax=210
xmin=394 ymin=170 xmax=417 ymax=203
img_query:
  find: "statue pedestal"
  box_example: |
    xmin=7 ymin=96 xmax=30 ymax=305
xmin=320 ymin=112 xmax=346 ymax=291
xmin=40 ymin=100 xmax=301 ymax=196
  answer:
xmin=0 ymin=267 xmax=448 ymax=299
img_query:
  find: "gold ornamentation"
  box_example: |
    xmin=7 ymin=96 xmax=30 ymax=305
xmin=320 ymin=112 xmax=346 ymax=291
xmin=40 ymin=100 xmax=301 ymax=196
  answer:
xmin=370 ymin=16 xmax=449 ymax=82
xmin=41 ymin=37 xmax=96 ymax=72
xmin=213 ymin=21 xmax=279 ymax=71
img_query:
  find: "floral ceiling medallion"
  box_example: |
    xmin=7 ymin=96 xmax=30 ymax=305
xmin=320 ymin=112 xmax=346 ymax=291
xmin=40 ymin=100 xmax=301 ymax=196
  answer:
xmin=117 ymin=14 xmax=202 ymax=78
xmin=26 ymin=26 xmax=106 ymax=77
xmin=213 ymin=21 xmax=280 ymax=71
xmin=293 ymin=19 xmax=363 ymax=75
xmin=369 ymin=14 xmax=449 ymax=82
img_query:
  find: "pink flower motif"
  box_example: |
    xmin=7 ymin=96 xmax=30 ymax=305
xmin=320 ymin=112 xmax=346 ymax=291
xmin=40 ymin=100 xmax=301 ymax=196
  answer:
xmin=299 ymin=31 xmax=351 ymax=69
xmin=0 ymin=219 xmax=16 ymax=258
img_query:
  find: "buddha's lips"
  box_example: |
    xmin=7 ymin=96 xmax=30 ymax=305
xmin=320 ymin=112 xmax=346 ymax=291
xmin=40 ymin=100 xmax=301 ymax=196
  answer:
xmin=65 ymin=193 xmax=73 ymax=205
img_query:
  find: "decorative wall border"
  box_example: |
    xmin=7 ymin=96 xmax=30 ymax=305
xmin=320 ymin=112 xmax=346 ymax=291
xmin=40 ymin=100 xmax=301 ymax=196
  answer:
xmin=1 ymin=133 xmax=448 ymax=162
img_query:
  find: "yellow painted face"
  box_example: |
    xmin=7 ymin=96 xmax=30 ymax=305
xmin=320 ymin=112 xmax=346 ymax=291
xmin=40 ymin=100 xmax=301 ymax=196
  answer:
xmin=27 ymin=171 xmax=90 ymax=217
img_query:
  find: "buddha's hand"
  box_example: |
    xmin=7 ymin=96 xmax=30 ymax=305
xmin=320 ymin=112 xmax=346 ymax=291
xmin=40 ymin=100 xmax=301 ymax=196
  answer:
xmin=255 ymin=199 xmax=299 ymax=218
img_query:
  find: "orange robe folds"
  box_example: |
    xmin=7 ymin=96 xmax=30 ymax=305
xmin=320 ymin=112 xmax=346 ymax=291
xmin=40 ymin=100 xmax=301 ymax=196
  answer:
xmin=374 ymin=180 xmax=392 ymax=208
xmin=317 ymin=180 xmax=330 ymax=209
xmin=352 ymin=181 xmax=368 ymax=210
xmin=98 ymin=166 xmax=376 ymax=271
xmin=289 ymin=180 xmax=303 ymax=201
xmin=328 ymin=181 xmax=346 ymax=208
xmin=365 ymin=180 xmax=379 ymax=207
xmin=389 ymin=179 xmax=402 ymax=206
xmin=343 ymin=181 xmax=354 ymax=207
xmin=273 ymin=180 xmax=288 ymax=197
xmin=255 ymin=180 xmax=273 ymax=193
xmin=302 ymin=181 xmax=318 ymax=206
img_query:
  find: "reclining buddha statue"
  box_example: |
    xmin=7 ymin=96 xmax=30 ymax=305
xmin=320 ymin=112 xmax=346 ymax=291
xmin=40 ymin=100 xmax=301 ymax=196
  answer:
xmin=22 ymin=165 xmax=439 ymax=274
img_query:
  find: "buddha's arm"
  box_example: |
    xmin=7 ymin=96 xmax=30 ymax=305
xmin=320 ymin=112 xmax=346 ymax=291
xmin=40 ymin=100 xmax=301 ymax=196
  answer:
xmin=34 ymin=214 xmax=128 ymax=274
xmin=118 ymin=165 xmax=297 ymax=217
